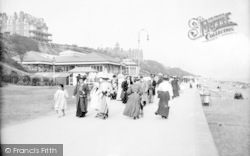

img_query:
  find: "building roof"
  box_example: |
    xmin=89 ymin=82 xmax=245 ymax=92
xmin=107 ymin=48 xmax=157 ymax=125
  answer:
xmin=13 ymin=51 xmax=130 ymax=66
xmin=33 ymin=72 xmax=71 ymax=78
xmin=12 ymin=51 xmax=53 ymax=63
xmin=59 ymin=50 xmax=86 ymax=55
xmin=68 ymin=67 xmax=97 ymax=73
xmin=55 ymin=52 xmax=121 ymax=65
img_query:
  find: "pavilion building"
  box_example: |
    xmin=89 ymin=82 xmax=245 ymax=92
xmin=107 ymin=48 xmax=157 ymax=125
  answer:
xmin=12 ymin=51 xmax=139 ymax=81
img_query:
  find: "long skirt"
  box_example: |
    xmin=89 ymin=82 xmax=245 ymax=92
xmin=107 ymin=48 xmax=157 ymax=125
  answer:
xmin=141 ymin=92 xmax=148 ymax=106
xmin=76 ymin=97 xmax=88 ymax=117
xmin=173 ymin=89 xmax=179 ymax=97
xmin=123 ymin=93 xmax=141 ymax=118
xmin=156 ymin=91 xmax=170 ymax=118
xmin=90 ymin=92 xmax=99 ymax=110
xmin=148 ymin=89 xmax=154 ymax=103
xmin=97 ymin=96 xmax=109 ymax=116
xmin=116 ymin=85 xmax=122 ymax=100
xmin=121 ymin=91 xmax=128 ymax=103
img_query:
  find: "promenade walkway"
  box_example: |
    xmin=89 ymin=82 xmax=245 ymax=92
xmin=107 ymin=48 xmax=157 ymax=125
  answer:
xmin=1 ymin=85 xmax=219 ymax=156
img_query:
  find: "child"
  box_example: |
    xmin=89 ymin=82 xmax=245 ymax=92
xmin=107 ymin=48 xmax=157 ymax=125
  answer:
xmin=54 ymin=84 xmax=69 ymax=117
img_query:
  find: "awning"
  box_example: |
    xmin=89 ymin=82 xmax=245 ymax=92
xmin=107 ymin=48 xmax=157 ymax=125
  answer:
xmin=32 ymin=72 xmax=71 ymax=78
xmin=68 ymin=67 xmax=97 ymax=73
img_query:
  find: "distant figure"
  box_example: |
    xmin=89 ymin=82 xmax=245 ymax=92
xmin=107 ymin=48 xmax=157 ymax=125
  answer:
xmin=54 ymin=84 xmax=69 ymax=117
xmin=76 ymin=74 xmax=81 ymax=83
xmin=73 ymin=75 xmax=89 ymax=117
xmin=155 ymin=75 xmax=173 ymax=119
xmin=171 ymin=77 xmax=180 ymax=98
xmin=116 ymin=74 xmax=124 ymax=101
xmin=148 ymin=74 xmax=157 ymax=103
xmin=111 ymin=75 xmax=118 ymax=99
xmin=234 ymin=92 xmax=243 ymax=99
xmin=123 ymin=77 xmax=142 ymax=120
xmin=140 ymin=76 xmax=149 ymax=117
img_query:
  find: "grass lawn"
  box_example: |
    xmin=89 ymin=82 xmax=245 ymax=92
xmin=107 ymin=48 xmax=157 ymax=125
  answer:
xmin=1 ymin=84 xmax=76 ymax=127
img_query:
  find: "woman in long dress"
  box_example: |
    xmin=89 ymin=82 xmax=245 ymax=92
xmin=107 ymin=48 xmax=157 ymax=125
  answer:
xmin=96 ymin=74 xmax=113 ymax=119
xmin=155 ymin=75 xmax=173 ymax=119
xmin=123 ymin=77 xmax=142 ymax=120
xmin=73 ymin=75 xmax=89 ymax=117
xmin=54 ymin=84 xmax=69 ymax=117
xmin=90 ymin=82 xmax=100 ymax=111
xmin=116 ymin=74 xmax=124 ymax=101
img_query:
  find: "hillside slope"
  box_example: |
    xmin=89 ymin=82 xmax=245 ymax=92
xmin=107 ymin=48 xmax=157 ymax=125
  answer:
xmin=0 ymin=34 xmax=194 ymax=77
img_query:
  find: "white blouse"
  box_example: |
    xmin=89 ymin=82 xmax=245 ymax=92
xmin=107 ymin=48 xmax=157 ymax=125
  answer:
xmin=157 ymin=81 xmax=173 ymax=98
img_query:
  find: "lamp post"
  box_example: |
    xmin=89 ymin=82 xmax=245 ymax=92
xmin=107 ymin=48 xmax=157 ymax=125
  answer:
xmin=138 ymin=29 xmax=149 ymax=75
xmin=52 ymin=57 xmax=55 ymax=85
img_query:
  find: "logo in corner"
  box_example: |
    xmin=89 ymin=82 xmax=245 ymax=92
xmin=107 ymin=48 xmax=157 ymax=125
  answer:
xmin=188 ymin=12 xmax=237 ymax=41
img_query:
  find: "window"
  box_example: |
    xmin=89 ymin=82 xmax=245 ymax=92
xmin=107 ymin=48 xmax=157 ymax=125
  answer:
xmin=130 ymin=67 xmax=136 ymax=75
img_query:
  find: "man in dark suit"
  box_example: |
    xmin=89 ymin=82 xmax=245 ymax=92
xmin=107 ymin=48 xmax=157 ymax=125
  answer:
xmin=171 ymin=77 xmax=180 ymax=99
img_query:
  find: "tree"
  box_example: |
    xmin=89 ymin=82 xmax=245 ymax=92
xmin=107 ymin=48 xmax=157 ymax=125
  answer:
xmin=13 ymin=44 xmax=27 ymax=63
xmin=10 ymin=70 xmax=19 ymax=83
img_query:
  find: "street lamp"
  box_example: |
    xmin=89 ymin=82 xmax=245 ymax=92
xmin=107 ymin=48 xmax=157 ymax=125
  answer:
xmin=138 ymin=29 xmax=149 ymax=74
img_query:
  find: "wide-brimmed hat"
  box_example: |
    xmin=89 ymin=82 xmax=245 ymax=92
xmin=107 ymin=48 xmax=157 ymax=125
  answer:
xmin=163 ymin=75 xmax=169 ymax=80
xmin=100 ymin=73 xmax=109 ymax=80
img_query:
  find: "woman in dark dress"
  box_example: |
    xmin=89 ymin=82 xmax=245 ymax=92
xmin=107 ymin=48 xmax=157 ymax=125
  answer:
xmin=73 ymin=75 xmax=89 ymax=117
xmin=155 ymin=75 xmax=173 ymax=119
xmin=121 ymin=76 xmax=133 ymax=104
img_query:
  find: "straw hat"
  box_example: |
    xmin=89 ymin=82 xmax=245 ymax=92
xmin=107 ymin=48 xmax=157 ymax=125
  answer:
xmin=100 ymin=73 xmax=109 ymax=80
xmin=163 ymin=75 xmax=169 ymax=80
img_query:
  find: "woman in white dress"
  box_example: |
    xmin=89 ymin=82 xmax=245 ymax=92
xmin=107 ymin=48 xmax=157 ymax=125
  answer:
xmin=96 ymin=74 xmax=113 ymax=119
xmin=116 ymin=74 xmax=124 ymax=101
xmin=90 ymin=81 xmax=100 ymax=111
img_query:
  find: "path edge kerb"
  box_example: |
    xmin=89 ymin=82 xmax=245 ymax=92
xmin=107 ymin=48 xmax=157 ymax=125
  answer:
xmin=193 ymin=89 xmax=219 ymax=156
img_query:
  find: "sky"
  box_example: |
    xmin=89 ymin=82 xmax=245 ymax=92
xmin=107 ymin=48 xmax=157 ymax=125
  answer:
xmin=1 ymin=0 xmax=250 ymax=83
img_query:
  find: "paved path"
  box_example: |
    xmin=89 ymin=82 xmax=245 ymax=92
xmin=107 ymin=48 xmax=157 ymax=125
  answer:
xmin=1 ymin=85 xmax=218 ymax=156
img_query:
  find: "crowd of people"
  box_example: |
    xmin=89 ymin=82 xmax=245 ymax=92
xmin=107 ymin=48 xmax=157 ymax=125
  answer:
xmin=53 ymin=73 xmax=181 ymax=119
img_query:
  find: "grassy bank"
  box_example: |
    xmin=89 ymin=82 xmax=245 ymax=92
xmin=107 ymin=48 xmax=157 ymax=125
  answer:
xmin=0 ymin=84 xmax=76 ymax=127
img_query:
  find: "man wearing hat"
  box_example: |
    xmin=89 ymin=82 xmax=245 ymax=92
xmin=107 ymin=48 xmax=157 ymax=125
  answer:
xmin=148 ymin=74 xmax=157 ymax=103
xmin=171 ymin=76 xmax=180 ymax=98
xmin=73 ymin=75 xmax=89 ymax=117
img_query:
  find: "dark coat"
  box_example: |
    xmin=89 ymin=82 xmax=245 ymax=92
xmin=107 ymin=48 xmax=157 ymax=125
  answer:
xmin=73 ymin=83 xmax=89 ymax=112
xmin=171 ymin=79 xmax=180 ymax=91
xmin=121 ymin=80 xmax=129 ymax=103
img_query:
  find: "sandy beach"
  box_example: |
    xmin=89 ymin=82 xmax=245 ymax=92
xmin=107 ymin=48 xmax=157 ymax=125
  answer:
xmin=200 ymin=79 xmax=250 ymax=156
